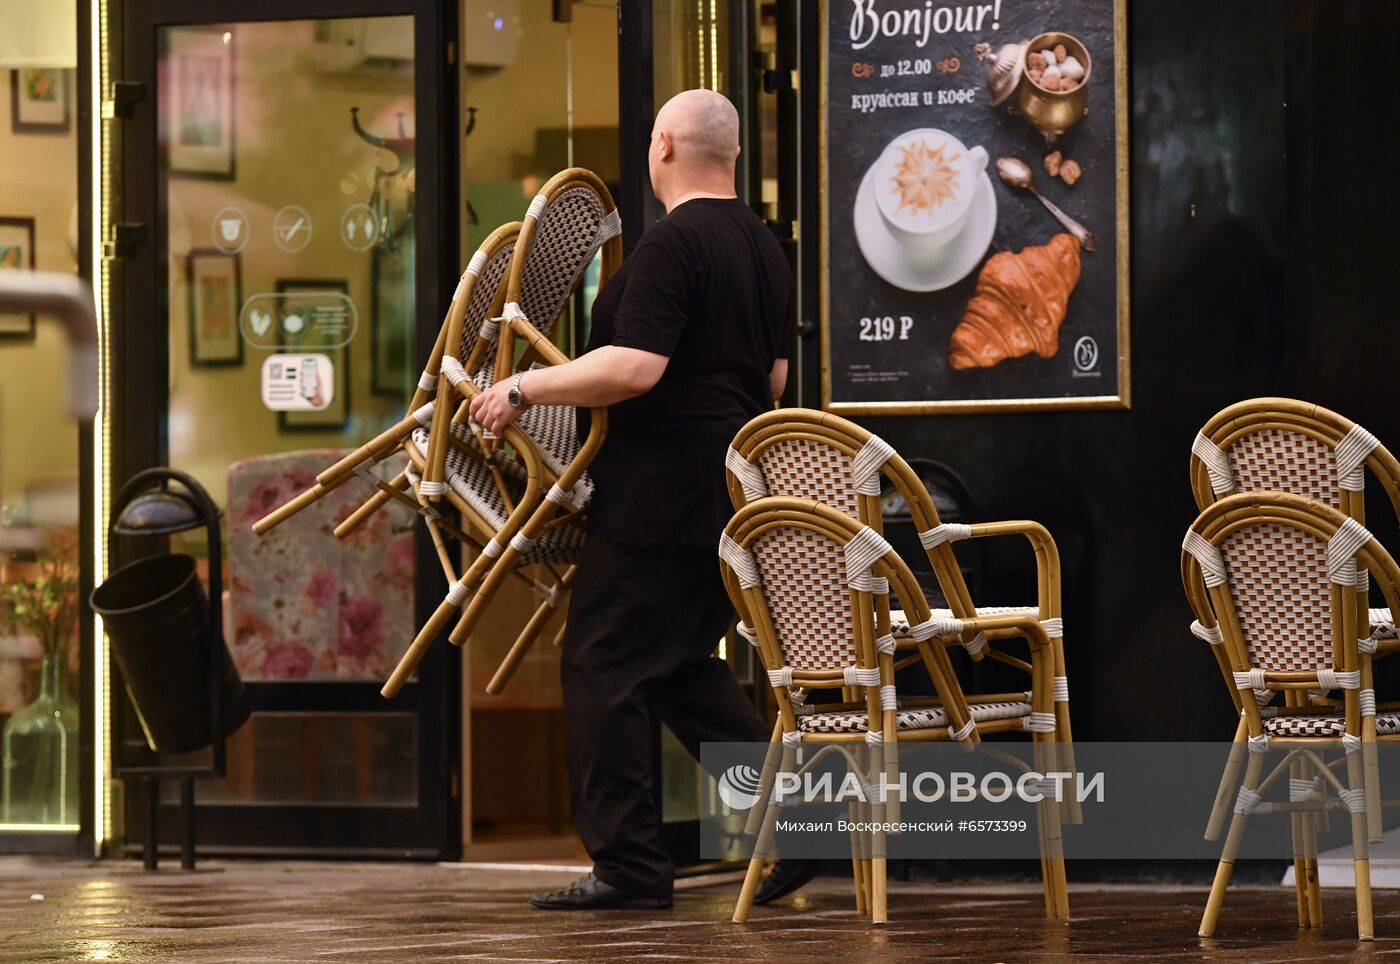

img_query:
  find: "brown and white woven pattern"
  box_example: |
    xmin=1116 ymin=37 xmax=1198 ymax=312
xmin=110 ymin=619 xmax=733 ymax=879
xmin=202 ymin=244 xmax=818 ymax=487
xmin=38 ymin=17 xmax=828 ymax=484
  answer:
xmin=518 ymin=187 xmax=610 ymax=336
xmin=798 ymin=699 xmax=1033 ymax=735
xmin=750 ymin=527 xmax=859 ymax=671
xmin=1220 ymin=523 xmax=1334 ymax=673
xmin=458 ymin=241 xmax=516 ymax=359
xmin=1371 ymin=608 xmax=1398 ymax=640
xmin=1263 ymin=714 xmax=1400 ymax=738
xmin=410 ymin=426 xmax=584 ymax=566
xmin=1227 ymin=429 xmax=1340 ymax=507
xmin=754 ymin=438 xmax=862 ymax=515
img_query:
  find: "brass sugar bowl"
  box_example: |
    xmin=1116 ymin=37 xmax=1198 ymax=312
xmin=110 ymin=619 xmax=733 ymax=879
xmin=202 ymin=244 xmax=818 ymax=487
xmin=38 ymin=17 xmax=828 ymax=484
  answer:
xmin=977 ymin=31 xmax=1091 ymax=145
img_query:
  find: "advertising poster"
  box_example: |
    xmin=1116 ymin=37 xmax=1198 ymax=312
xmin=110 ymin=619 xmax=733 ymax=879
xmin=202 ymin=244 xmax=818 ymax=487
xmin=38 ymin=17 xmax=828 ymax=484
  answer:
xmin=822 ymin=0 xmax=1129 ymax=413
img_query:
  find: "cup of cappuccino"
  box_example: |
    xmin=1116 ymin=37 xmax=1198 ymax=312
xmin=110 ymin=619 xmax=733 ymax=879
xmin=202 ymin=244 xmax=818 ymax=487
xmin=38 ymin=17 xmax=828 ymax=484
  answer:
xmin=873 ymin=127 xmax=988 ymax=255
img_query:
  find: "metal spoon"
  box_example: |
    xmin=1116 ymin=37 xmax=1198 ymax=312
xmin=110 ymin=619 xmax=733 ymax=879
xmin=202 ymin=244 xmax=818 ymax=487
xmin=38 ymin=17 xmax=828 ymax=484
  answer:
xmin=994 ymin=156 xmax=1097 ymax=252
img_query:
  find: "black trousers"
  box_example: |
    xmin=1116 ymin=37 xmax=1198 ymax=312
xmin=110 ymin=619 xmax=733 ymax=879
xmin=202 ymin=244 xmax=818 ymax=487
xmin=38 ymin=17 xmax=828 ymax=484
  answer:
xmin=562 ymin=532 xmax=769 ymax=896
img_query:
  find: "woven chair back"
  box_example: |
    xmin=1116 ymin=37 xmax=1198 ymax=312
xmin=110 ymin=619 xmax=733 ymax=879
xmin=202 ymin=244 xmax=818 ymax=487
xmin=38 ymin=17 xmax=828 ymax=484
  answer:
xmin=1183 ymin=493 xmax=1400 ymax=681
xmin=1191 ymin=398 xmax=1400 ymax=521
xmin=1218 ymin=520 xmax=1337 ymax=674
xmin=720 ymin=498 xmax=935 ymax=679
xmin=727 ymin=409 xmax=975 ymax=621
xmin=514 ymin=176 xmax=620 ymax=335
xmin=748 ymin=523 xmax=861 ymax=671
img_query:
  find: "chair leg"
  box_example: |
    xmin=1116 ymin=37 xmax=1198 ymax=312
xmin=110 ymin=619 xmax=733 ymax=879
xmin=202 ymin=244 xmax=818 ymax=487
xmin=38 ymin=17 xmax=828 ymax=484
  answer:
xmin=734 ymin=777 xmax=783 ymax=924
xmin=1050 ymin=636 xmax=1082 ymax=826
xmin=1207 ymin=717 xmax=1248 ymax=842
xmin=1346 ymin=750 xmax=1374 ymax=941
xmin=1289 ymin=753 xmax=1309 ymax=928
xmin=732 ymin=855 xmax=767 ymax=923
xmin=1200 ymin=751 xmax=1264 ymax=937
xmin=848 ymin=795 xmax=867 ymax=915
xmin=745 ymin=723 xmax=783 ymax=838
xmin=1363 ymin=738 xmax=1382 ymax=844
xmin=1290 ymin=819 xmax=1309 ymax=927
xmin=1301 ymin=795 xmax=1323 ymax=928
xmin=1032 ymin=736 xmax=1069 ymax=920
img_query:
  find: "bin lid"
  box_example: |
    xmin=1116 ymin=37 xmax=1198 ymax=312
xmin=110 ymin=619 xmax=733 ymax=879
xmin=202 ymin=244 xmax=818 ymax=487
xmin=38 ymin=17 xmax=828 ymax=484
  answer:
xmin=112 ymin=490 xmax=220 ymax=537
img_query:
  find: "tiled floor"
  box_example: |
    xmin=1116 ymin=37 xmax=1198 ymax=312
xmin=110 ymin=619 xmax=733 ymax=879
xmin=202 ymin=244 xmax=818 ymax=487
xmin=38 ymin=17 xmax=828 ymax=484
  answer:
xmin=3 ymin=857 xmax=1400 ymax=961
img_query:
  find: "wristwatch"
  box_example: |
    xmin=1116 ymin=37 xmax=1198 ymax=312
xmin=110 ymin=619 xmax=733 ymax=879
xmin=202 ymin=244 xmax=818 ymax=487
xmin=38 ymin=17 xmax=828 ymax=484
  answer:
xmin=507 ymin=371 xmax=527 ymax=408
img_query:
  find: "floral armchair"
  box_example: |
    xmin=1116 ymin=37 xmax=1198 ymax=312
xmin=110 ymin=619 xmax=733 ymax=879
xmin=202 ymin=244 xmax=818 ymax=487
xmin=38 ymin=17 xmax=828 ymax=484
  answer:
xmin=229 ymin=451 xmax=415 ymax=681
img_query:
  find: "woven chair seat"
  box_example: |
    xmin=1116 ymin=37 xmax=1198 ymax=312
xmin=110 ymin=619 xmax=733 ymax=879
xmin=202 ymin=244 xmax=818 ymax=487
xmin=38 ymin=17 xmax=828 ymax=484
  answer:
xmin=410 ymin=426 xmax=584 ymax=566
xmin=1371 ymin=608 xmax=1397 ymax=639
xmin=890 ymin=606 xmax=1039 ymax=637
xmin=1263 ymin=713 xmax=1400 ymax=739
xmin=797 ymin=698 xmax=1034 ymax=735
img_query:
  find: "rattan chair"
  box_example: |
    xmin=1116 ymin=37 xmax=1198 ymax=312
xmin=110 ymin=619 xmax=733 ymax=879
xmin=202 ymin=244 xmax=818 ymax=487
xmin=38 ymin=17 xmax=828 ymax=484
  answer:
xmin=252 ymin=222 xmax=579 ymax=691
xmin=726 ymin=408 xmax=1079 ymax=827
xmin=1190 ymin=399 xmax=1400 ymax=866
xmin=254 ymin=168 xmax=621 ymax=699
xmin=1183 ymin=490 xmax=1400 ymax=941
xmin=720 ymin=496 xmax=1067 ymax=924
xmin=383 ymin=168 xmax=622 ymax=697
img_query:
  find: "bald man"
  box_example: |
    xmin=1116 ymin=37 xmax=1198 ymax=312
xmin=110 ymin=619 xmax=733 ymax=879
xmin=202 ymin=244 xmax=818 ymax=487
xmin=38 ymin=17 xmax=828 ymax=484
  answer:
xmin=471 ymin=90 xmax=803 ymax=910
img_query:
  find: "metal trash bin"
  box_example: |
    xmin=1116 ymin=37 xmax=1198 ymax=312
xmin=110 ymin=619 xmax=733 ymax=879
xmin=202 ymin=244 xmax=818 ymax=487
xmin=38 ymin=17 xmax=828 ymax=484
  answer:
xmin=90 ymin=553 xmax=247 ymax=754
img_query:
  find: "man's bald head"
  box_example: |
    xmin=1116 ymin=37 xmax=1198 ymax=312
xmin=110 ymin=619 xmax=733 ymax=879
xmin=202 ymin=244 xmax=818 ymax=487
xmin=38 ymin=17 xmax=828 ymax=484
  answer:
xmin=648 ymin=90 xmax=740 ymax=208
xmin=655 ymin=89 xmax=740 ymax=169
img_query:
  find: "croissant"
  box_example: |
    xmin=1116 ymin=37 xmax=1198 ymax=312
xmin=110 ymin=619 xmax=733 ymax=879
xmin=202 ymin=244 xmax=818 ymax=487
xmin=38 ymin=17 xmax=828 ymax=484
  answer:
xmin=948 ymin=233 xmax=1081 ymax=370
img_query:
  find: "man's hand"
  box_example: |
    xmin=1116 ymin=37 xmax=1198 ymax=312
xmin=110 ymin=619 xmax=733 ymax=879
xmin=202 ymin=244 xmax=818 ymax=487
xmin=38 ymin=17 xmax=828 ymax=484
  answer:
xmin=469 ymin=380 xmax=524 ymax=437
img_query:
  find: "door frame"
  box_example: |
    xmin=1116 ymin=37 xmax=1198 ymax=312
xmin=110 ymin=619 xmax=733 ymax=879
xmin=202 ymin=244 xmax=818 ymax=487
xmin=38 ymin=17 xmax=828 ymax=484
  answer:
xmin=113 ymin=0 xmax=459 ymax=859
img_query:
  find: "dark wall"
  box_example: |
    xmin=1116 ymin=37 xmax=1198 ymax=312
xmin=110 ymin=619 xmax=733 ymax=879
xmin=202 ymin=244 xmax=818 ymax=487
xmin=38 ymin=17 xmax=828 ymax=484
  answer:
xmin=797 ymin=1 xmax=1398 ymax=740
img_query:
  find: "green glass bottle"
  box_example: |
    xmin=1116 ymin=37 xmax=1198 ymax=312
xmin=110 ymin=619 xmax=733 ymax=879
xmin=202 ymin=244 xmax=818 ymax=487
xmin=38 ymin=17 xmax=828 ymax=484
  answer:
xmin=2 ymin=652 xmax=79 ymax=827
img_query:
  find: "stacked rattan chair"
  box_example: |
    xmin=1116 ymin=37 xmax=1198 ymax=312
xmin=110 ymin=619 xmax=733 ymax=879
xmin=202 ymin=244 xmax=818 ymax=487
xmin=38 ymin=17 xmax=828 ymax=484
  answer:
xmin=1186 ymin=398 xmax=1400 ymax=940
xmin=252 ymin=168 xmax=621 ymax=699
xmin=1183 ymin=491 xmax=1400 ymax=941
xmin=722 ymin=409 xmax=1072 ymax=923
xmin=719 ymin=497 xmax=1066 ymax=924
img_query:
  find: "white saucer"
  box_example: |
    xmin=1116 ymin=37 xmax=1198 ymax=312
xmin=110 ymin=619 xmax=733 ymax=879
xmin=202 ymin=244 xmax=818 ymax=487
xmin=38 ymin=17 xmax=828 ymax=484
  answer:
xmin=853 ymin=164 xmax=997 ymax=293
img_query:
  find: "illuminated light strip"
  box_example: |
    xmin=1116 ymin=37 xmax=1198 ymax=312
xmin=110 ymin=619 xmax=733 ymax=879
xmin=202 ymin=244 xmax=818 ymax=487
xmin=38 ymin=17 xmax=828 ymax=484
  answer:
xmin=89 ymin=0 xmax=110 ymax=854
xmin=708 ymin=0 xmax=719 ymax=92
xmin=0 ymin=823 xmax=82 ymax=834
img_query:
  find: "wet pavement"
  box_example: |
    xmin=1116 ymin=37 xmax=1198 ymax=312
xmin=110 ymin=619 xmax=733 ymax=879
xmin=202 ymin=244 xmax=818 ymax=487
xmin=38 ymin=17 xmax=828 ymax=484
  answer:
xmin=4 ymin=857 xmax=1400 ymax=960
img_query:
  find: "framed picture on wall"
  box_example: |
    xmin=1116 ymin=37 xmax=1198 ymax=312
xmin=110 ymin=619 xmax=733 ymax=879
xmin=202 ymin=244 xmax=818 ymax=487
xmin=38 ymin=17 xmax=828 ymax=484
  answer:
xmin=277 ymin=278 xmax=351 ymax=432
xmin=0 ymin=217 xmax=37 ymax=341
xmin=186 ymin=248 xmax=243 ymax=366
xmin=10 ymin=69 xmax=70 ymax=134
xmin=164 ymin=27 xmax=236 ymax=179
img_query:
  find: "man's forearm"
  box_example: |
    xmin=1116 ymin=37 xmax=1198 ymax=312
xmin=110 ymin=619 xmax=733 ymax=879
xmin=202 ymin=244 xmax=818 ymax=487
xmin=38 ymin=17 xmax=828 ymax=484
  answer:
xmin=519 ymin=346 xmax=664 ymax=408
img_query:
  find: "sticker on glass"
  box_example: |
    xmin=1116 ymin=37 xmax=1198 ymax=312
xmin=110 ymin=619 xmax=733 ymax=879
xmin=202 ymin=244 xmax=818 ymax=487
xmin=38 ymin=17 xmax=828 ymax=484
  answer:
xmin=262 ymin=353 xmax=334 ymax=411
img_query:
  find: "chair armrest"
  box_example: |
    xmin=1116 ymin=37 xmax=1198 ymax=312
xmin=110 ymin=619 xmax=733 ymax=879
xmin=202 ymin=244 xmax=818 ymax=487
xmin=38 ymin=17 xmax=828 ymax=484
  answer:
xmin=954 ymin=519 xmax=1063 ymax=624
xmin=902 ymin=611 xmax=1052 ymax=651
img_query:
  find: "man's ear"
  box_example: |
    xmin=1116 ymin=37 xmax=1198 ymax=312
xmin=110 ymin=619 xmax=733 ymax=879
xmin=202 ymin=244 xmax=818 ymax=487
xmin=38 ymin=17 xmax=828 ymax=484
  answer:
xmin=657 ymin=130 xmax=672 ymax=161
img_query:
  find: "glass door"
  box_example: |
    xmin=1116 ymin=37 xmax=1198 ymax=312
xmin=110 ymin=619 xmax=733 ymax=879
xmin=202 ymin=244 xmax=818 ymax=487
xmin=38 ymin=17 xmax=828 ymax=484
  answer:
xmin=116 ymin=1 xmax=456 ymax=857
xmin=0 ymin=56 xmax=87 ymax=850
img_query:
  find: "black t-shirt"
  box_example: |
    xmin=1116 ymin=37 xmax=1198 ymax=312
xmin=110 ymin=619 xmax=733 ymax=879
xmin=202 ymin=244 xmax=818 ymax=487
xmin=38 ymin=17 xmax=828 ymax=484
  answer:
xmin=582 ymin=196 xmax=791 ymax=549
